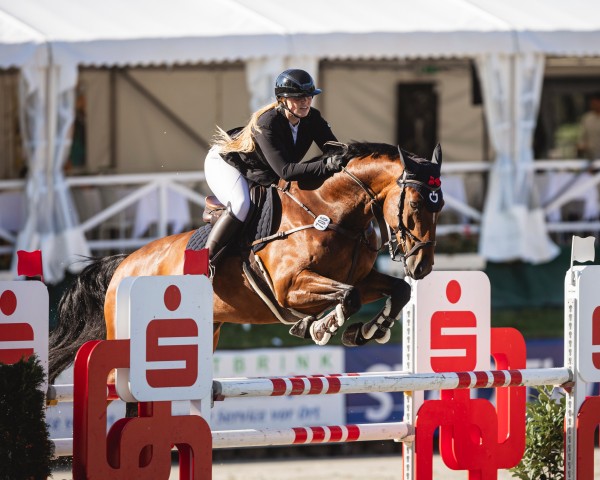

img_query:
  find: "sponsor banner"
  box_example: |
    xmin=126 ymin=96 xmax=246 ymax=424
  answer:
xmin=345 ymin=344 xmax=405 ymax=424
xmin=47 ymin=346 xmax=346 ymax=438
xmin=211 ymin=346 xmax=345 ymax=429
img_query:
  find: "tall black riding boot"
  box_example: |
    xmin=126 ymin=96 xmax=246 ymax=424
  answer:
xmin=205 ymin=205 xmax=244 ymax=273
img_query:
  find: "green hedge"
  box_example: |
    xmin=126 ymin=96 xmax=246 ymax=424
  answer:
xmin=0 ymin=355 xmax=54 ymax=480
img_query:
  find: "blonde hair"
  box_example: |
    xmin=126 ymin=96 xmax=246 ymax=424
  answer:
xmin=212 ymin=101 xmax=279 ymax=154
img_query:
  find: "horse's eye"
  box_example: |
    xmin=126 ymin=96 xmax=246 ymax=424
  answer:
xmin=409 ymin=201 xmax=420 ymax=210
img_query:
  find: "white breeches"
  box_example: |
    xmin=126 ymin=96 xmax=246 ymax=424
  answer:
xmin=204 ymin=147 xmax=251 ymax=221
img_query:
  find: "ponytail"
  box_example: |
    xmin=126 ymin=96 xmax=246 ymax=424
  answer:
xmin=213 ymin=101 xmax=278 ymax=154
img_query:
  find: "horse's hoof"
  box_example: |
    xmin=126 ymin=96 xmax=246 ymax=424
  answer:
xmin=374 ymin=329 xmax=391 ymax=344
xmin=289 ymin=317 xmax=315 ymax=339
xmin=342 ymin=323 xmax=369 ymax=347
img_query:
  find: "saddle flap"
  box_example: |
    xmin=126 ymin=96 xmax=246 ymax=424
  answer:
xmin=202 ymin=195 xmax=226 ymax=224
xmin=205 ymin=195 xmax=225 ymax=210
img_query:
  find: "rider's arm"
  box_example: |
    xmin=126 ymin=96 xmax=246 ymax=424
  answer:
xmin=254 ymin=109 xmax=339 ymax=181
xmin=254 ymin=126 xmax=331 ymax=181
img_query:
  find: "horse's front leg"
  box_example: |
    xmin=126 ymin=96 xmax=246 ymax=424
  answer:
xmin=342 ymin=269 xmax=411 ymax=347
xmin=282 ymin=270 xmax=362 ymax=346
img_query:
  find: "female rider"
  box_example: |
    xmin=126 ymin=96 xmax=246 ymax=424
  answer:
xmin=204 ymin=68 xmax=343 ymax=270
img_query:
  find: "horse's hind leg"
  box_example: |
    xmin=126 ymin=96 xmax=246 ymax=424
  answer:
xmin=282 ymin=271 xmax=361 ymax=345
xmin=342 ymin=269 xmax=411 ymax=347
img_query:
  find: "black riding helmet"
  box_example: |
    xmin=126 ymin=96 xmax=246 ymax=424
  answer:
xmin=275 ymin=69 xmax=322 ymax=98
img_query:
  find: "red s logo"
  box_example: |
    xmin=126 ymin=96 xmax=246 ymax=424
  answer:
xmin=145 ymin=319 xmax=198 ymax=388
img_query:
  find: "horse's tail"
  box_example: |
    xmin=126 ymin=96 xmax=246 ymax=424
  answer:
xmin=48 ymin=254 xmax=127 ymax=385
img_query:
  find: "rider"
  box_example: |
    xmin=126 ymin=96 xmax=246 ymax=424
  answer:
xmin=204 ymin=68 xmax=343 ymax=269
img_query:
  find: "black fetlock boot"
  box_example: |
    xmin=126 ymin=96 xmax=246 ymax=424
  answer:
xmin=205 ymin=204 xmax=244 ymax=276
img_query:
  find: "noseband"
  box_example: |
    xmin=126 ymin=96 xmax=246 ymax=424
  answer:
xmin=341 ymin=160 xmax=441 ymax=266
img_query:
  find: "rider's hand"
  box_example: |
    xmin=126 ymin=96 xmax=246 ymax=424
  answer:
xmin=324 ymin=155 xmax=343 ymax=172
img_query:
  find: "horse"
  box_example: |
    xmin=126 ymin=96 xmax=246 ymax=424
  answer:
xmin=48 ymin=141 xmax=444 ymax=385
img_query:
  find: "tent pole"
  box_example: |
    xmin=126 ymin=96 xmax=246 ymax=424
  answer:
xmin=109 ymin=68 xmax=117 ymax=170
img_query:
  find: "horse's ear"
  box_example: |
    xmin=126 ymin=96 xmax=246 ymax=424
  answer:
xmin=431 ymin=143 xmax=442 ymax=166
xmin=397 ymin=146 xmax=406 ymax=169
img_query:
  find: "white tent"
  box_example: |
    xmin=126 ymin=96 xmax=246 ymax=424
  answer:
xmin=1 ymin=0 xmax=600 ymax=281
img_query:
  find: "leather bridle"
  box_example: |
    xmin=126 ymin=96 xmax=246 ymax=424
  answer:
xmin=341 ymin=158 xmax=442 ymax=266
xmin=388 ymin=168 xmax=441 ymax=264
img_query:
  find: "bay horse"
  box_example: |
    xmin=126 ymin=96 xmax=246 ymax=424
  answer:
xmin=48 ymin=141 xmax=444 ymax=384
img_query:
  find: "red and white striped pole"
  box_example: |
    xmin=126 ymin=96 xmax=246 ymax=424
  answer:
xmin=212 ymin=422 xmax=413 ymax=448
xmin=47 ymin=367 xmax=572 ymax=404
xmin=52 ymin=422 xmax=413 ymax=457
xmin=213 ymin=368 xmax=571 ymax=400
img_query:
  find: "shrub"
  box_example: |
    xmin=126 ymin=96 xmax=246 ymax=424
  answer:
xmin=510 ymin=385 xmax=565 ymax=480
xmin=0 ymin=355 xmax=54 ymax=480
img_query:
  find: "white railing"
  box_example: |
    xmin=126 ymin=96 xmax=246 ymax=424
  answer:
xmin=1 ymin=159 xmax=599 ymax=271
xmin=438 ymin=158 xmax=600 ymax=237
xmin=66 ymin=171 xmax=207 ymax=252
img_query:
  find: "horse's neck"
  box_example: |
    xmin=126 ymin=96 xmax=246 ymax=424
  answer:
xmin=342 ymin=157 xmax=401 ymax=204
xmin=294 ymin=157 xmax=400 ymax=227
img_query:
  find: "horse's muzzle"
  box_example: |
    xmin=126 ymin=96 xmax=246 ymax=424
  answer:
xmin=402 ymin=241 xmax=435 ymax=280
xmin=406 ymin=259 xmax=432 ymax=280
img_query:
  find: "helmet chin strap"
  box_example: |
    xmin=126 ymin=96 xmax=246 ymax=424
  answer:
xmin=277 ymin=100 xmax=303 ymax=120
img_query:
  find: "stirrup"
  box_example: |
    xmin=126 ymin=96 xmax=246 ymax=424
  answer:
xmin=208 ymin=261 xmax=216 ymax=279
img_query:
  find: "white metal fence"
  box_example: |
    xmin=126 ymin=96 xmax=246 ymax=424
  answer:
xmin=1 ymin=160 xmax=599 ymax=272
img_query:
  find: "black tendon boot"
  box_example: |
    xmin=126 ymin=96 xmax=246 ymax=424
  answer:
xmin=205 ymin=204 xmax=244 ymax=277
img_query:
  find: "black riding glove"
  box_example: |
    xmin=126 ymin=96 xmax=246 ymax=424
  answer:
xmin=324 ymin=155 xmax=344 ymax=173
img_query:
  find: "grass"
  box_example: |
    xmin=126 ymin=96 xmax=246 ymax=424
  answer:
xmin=491 ymin=307 xmax=563 ymax=339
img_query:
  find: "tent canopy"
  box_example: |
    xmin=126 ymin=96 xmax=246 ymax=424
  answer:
xmin=2 ymin=0 xmax=600 ymax=73
xmin=3 ymin=0 xmax=600 ymax=97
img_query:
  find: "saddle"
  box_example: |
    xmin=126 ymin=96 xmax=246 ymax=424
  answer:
xmin=198 ymin=184 xmax=279 ymax=253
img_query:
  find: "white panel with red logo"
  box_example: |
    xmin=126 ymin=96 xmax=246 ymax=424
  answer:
xmin=0 ymin=281 xmax=49 ymax=391
xmin=115 ymin=275 xmax=213 ymax=404
xmin=412 ymin=271 xmax=491 ymax=374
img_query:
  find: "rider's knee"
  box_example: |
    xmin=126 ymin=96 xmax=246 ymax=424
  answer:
xmin=229 ymin=196 xmax=251 ymax=221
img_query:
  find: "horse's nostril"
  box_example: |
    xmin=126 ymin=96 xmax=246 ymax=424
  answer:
xmin=415 ymin=263 xmax=424 ymax=277
xmin=412 ymin=260 xmax=431 ymax=280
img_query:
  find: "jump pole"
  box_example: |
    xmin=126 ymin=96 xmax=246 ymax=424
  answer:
xmin=47 ymin=366 xmax=571 ymax=404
